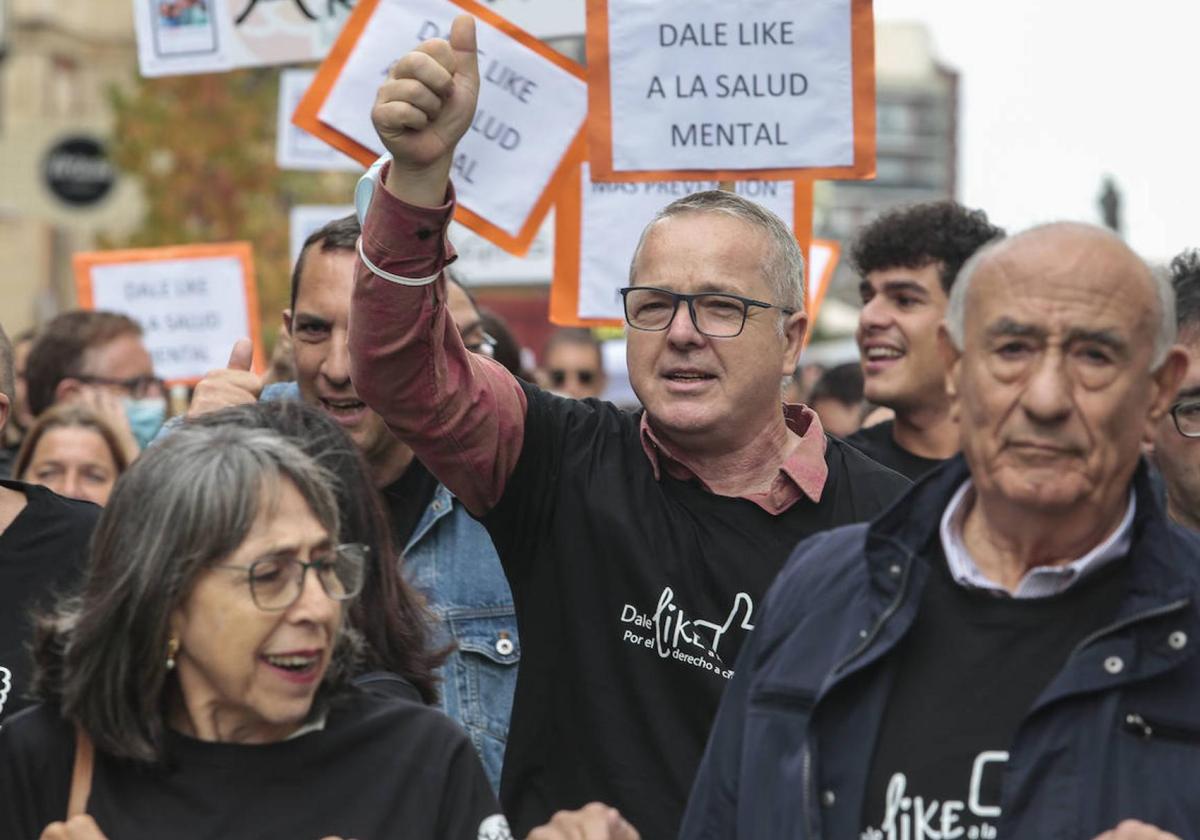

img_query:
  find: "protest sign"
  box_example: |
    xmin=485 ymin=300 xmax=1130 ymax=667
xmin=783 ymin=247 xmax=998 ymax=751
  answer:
xmin=293 ymin=0 xmax=588 ymax=255
xmin=289 ymin=205 xmax=356 ymax=263
xmin=451 ymin=212 xmax=554 ymax=285
xmin=586 ymin=0 xmax=876 ymax=182
xmin=133 ymin=0 xmax=354 ymax=77
xmin=277 ymin=70 xmax=363 ymax=172
xmin=73 ymin=243 xmax=263 ymax=384
xmin=289 ymin=203 xmax=553 ymax=285
xmin=549 ymin=163 xmax=816 ymax=327
xmin=477 ymin=0 xmax=584 ymax=38
xmin=806 ymin=239 xmax=840 ymax=333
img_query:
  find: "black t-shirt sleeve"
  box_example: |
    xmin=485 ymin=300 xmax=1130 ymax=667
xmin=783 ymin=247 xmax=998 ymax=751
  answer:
xmin=0 ymin=705 xmax=73 ymax=839
xmin=434 ymin=734 xmax=510 ymax=840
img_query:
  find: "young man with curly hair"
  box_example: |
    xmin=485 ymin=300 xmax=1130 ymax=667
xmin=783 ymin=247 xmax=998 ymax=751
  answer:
xmin=846 ymin=201 xmax=1004 ymax=480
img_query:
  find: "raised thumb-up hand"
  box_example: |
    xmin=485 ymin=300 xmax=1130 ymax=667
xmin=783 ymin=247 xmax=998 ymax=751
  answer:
xmin=186 ymin=338 xmax=263 ymax=418
xmin=226 ymin=337 xmax=255 ymax=371
xmin=372 ymin=15 xmax=480 ymax=204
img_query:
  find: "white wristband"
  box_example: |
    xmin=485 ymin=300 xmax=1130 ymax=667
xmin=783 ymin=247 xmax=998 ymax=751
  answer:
xmin=356 ymin=237 xmax=440 ymax=287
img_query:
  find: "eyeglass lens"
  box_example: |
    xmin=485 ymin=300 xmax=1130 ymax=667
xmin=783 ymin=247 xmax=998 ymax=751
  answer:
xmin=624 ymin=288 xmax=748 ymax=337
xmin=248 ymin=548 xmax=363 ymax=609
xmin=1175 ymin=400 xmax=1200 ymax=437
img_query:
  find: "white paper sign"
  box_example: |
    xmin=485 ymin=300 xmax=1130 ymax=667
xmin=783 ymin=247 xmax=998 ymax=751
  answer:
xmin=576 ymin=164 xmax=795 ymax=319
xmin=289 ymin=203 xmax=553 ymax=284
xmin=133 ymin=0 xmax=353 ymax=77
xmin=477 ymin=0 xmax=584 ymax=38
xmin=277 ymin=70 xmax=363 ymax=172
xmin=87 ymin=257 xmax=254 ymax=381
xmin=290 ymin=205 xmax=357 ymax=263
xmin=316 ymin=0 xmax=587 ymax=239
xmin=604 ymin=0 xmax=855 ymax=172
xmin=449 ymin=213 xmax=554 ymax=285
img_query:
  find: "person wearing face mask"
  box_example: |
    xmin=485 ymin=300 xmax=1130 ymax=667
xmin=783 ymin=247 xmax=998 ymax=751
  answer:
xmin=24 ymin=311 xmax=167 ymax=452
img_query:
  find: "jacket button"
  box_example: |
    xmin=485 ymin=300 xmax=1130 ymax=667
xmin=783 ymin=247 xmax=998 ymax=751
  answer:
xmin=821 ymin=790 xmax=836 ymax=807
xmin=495 ymin=636 xmax=515 ymax=656
xmin=888 ymin=564 xmax=902 ymax=577
xmin=1103 ymin=656 xmax=1124 ymax=674
xmin=1169 ymin=631 xmax=1188 ymax=650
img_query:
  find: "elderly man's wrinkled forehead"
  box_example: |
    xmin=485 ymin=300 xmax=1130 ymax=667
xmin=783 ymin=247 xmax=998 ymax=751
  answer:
xmin=964 ymin=222 xmax=1160 ymax=340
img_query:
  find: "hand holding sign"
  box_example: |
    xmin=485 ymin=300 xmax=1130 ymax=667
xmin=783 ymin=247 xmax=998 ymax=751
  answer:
xmin=186 ymin=339 xmax=263 ymax=418
xmin=374 ymin=15 xmax=480 ymax=207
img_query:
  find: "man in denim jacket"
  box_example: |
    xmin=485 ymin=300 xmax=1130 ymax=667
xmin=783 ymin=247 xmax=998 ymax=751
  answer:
xmin=187 ymin=215 xmax=517 ymax=790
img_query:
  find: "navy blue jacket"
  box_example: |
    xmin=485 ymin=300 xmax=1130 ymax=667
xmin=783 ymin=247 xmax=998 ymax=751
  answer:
xmin=681 ymin=456 xmax=1200 ymax=839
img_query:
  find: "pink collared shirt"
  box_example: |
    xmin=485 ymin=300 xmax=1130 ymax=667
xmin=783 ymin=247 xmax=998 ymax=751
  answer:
xmin=349 ymin=166 xmax=829 ymax=516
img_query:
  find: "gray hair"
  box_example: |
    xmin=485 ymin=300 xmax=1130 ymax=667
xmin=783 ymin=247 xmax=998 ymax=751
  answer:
xmin=629 ymin=190 xmax=807 ymax=315
xmin=946 ymin=228 xmax=1176 ymax=369
xmin=33 ymin=424 xmax=352 ymax=764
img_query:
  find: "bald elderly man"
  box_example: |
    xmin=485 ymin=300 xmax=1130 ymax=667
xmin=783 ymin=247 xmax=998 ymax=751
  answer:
xmin=682 ymin=223 xmax=1200 ymax=840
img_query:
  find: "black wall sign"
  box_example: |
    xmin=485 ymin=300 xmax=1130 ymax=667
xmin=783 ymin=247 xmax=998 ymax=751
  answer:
xmin=42 ymin=136 xmax=116 ymax=207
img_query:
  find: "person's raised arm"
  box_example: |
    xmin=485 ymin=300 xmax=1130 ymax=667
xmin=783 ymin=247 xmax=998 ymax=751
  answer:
xmin=350 ymin=14 xmax=528 ymax=517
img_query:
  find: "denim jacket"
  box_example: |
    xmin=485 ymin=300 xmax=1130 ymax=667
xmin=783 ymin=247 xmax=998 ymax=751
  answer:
xmin=402 ymin=483 xmax=519 ymax=792
xmin=259 ymin=383 xmax=519 ymax=791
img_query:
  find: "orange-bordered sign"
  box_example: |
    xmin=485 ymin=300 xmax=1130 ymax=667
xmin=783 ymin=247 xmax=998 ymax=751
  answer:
xmin=549 ymin=164 xmax=830 ymax=341
xmin=585 ymin=0 xmax=876 ymax=183
xmin=73 ymin=242 xmax=263 ymax=385
xmin=293 ymin=0 xmax=588 ymax=257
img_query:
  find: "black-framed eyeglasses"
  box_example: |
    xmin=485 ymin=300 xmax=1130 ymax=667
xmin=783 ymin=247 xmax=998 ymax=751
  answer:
xmin=216 ymin=543 xmax=368 ymax=611
xmin=618 ymin=286 xmax=796 ymax=338
xmin=1171 ymin=398 xmax=1200 ymax=439
xmin=75 ymin=373 xmax=166 ymax=399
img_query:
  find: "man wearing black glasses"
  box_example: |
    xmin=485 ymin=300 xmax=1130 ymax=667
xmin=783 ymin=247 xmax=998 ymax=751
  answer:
xmin=1151 ymin=249 xmax=1200 ymax=531
xmin=538 ymin=327 xmax=607 ymax=400
xmin=24 ymin=310 xmax=164 ymax=452
xmin=346 ymin=16 xmax=909 ymax=839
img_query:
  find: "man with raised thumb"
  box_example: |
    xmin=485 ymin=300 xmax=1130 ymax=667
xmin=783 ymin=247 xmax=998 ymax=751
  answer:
xmin=349 ymin=15 xmax=907 ymax=838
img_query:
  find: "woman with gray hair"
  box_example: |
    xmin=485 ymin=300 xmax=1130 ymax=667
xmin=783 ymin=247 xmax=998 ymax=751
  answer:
xmin=0 ymin=424 xmax=506 ymax=840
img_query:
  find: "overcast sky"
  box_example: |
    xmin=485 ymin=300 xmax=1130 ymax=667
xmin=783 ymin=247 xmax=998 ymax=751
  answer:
xmin=875 ymin=0 xmax=1198 ymax=262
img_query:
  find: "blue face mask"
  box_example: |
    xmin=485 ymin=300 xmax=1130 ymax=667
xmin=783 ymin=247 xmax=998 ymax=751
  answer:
xmin=123 ymin=397 xmax=167 ymax=450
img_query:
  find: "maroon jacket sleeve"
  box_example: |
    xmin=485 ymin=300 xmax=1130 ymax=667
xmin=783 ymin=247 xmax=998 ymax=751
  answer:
xmin=348 ymin=170 xmax=528 ymax=517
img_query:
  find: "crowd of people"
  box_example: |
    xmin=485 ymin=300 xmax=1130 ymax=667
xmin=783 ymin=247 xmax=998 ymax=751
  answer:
xmin=2 ymin=13 xmax=1199 ymax=840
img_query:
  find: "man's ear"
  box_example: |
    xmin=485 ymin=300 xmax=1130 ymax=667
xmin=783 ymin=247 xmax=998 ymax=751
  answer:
xmin=937 ymin=322 xmax=962 ymax=419
xmin=780 ymin=311 xmax=809 ymax=377
xmin=1144 ymin=346 xmax=1188 ymax=444
xmin=281 ymin=309 xmax=293 ymax=338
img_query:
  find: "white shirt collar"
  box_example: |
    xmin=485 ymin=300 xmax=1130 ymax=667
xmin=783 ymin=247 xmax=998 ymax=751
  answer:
xmin=938 ymin=480 xmax=1136 ymax=598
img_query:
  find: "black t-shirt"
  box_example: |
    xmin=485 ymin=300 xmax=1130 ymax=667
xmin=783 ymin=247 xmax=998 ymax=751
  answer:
xmin=845 ymin=420 xmax=945 ymax=482
xmin=0 ymin=481 xmax=98 ymax=724
xmin=484 ymin=387 xmax=911 ymax=839
xmin=0 ymin=445 xmax=15 ymax=480
xmin=0 ymin=688 xmax=508 ymax=840
xmin=382 ymin=458 xmax=441 ymax=549
xmin=860 ymin=545 xmax=1129 ymax=839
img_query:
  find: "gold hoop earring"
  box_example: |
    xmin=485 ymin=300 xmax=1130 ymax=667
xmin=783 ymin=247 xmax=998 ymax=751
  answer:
xmin=166 ymin=636 xmax=180 ymax=671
